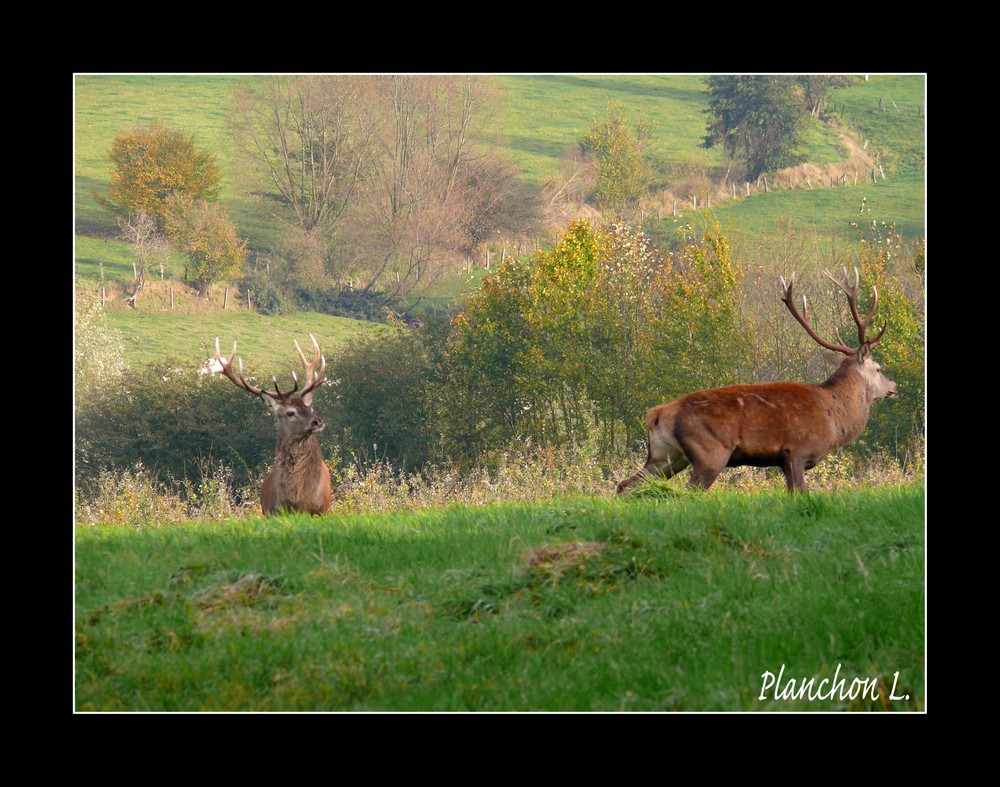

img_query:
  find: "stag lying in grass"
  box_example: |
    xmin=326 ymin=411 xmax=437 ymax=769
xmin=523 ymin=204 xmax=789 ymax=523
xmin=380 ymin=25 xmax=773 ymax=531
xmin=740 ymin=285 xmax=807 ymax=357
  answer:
xmin=617 ymin=268 xmax=898 ymax=494
xmin=215 ymin=334 xmax=332 ymax=515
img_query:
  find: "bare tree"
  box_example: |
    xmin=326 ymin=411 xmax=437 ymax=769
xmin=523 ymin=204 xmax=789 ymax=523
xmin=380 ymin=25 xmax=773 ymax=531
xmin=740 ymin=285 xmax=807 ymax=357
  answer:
xmin=231 ymin=76 xmax=380 ymax=236
xmin=117 ymin=212 xmax=169 ymax=307
xmin=337 ymin=76 xmax=503 ymax=306
xmin=233 ymin=75 xmax=538 ymax=308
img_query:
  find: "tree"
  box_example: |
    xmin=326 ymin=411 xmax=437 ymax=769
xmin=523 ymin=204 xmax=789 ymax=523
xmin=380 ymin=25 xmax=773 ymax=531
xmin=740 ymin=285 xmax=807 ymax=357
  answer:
xmin=336 ymin=75 xmax=505 ymax=306
xmin=117 ymin=212 xmax=170 ymax=307
xmin=233 ymin=75 xmax=535 ymax=309
xmin=231 ymin=75 xmax=379 ymax=236
xmin=703 ymin=76 xmax=805 ymax=182
xmin=162 ymin=194 xmax=248 ymax=296
xmin=579 ymin=104 xmax=652 ymax=218
xmin=796 ymin=75 xmax=856 ymax=116
xmin=94 ymin=123 xmax=221 ymax=220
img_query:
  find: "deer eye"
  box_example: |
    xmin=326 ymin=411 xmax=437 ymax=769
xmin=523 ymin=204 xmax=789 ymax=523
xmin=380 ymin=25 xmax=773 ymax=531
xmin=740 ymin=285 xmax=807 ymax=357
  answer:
xmin=286 ymin=410 xmax=297 ymax=417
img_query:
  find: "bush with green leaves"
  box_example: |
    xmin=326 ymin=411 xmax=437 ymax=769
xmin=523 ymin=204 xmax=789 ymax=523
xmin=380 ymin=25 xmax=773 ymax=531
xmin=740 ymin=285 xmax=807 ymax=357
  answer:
xmin=75 ymin=362 xmax=281 ymax=493
xmin=295 ymin=286 xmax=398 ymax=323
xmin=327 ymin=328 xmax=436 ymax=472
xmin=239 ymin=270 xmax=297 ymax=315
xmin=442 ymin=219 xmax=751 ymax=461
xmin=847 ymin=218 xmax=924 ymax=465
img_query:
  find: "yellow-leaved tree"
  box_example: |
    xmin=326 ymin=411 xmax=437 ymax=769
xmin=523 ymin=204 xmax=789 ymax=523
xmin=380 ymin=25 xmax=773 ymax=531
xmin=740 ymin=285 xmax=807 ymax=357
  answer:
xmin=93 ymin=122 xmax=221 ymax=221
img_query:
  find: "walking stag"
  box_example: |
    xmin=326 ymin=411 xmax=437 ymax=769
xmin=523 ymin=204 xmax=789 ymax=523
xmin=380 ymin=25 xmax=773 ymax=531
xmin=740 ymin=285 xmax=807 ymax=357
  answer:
xmin=617 ymin=268 xmax=898 ymax=494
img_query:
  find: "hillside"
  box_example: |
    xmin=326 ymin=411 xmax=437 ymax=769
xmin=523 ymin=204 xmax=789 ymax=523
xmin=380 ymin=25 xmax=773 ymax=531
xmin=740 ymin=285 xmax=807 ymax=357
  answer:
xmin=74 ymin=74 xmax=925 ymax=368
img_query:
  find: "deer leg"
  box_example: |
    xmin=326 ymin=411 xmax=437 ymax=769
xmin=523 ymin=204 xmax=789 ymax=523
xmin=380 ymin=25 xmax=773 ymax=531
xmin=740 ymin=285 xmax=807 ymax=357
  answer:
xmin=686 ymin=458 xmax=727 ymax=491
xmin=617 ymin=445 xmax=690 ymax=493
xmin=780 ymin=453 xmax=808 ymax=493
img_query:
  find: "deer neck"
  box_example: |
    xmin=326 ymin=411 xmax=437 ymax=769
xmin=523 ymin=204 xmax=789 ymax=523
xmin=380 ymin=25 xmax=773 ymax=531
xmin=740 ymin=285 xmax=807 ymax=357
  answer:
xmin=820 ymin=361 xmax=875 ymax=447
xmin=276 ymin=434 xmax=322 ymax=469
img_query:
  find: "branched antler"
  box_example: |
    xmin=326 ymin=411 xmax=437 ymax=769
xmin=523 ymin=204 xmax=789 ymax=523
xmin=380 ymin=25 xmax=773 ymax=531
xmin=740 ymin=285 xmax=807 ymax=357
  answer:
xmin=293 ymin=333 xmax=326 ymax=404
xmin=780 ymin=269 xmax=888 ymax=354
xmin=215 ymin=337 xmax=300 ymax=402
xmin=823 ymin=267 xmax=886 ymax=348
xmin=779 ymin=273 xmax=855 ymax=355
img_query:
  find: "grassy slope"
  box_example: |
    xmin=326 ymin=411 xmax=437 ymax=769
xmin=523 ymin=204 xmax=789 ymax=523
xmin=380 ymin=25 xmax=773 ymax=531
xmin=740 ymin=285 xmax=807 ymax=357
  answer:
xmin=77 ymin=74 xmax=924 ymax=261
xmin=103 ymin=309 xmax=383 ymax=371
xmin=75 ymin=486 xmax=925 ymax=712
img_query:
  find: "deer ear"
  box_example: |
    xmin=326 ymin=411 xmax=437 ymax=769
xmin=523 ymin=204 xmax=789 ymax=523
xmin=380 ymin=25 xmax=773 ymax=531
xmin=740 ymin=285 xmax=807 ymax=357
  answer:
xmin=821 ymin=349 xmax=844 ymax=367
xmin=856 ymin=344 xmax=872 ymax=363
xmin=260 ymin=392 xmax=279 ymax=411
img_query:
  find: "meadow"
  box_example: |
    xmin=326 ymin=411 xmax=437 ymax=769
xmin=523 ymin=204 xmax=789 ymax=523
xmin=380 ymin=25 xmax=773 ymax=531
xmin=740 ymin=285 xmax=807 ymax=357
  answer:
xmin=75 ymin=485 xmax=925 ymax=712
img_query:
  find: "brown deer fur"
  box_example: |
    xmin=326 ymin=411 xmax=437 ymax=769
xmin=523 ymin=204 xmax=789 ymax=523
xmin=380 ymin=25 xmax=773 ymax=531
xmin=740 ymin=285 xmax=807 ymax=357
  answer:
xmin=617 ymin=269 xmax=898 ymax=494
xmin=216 ymin=335 xmax=333 ymax=515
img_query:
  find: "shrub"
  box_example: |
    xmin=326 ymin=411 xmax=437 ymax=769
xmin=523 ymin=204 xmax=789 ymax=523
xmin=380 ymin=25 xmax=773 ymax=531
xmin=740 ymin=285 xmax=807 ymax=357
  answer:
xmin=239 ymin=270 xmax=297 ymax=315
xmin=328 ymin=329 xmax=435 ymax=472
xmin=75 ymin=363 xmax=277 ymax=489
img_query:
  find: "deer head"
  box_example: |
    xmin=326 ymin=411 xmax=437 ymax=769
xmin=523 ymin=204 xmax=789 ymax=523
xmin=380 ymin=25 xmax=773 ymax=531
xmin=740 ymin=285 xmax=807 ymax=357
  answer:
xmin=780 ymin=267 xmax=898 ymax=402
xmin=215 ymin=333 xmax=328 ymax=440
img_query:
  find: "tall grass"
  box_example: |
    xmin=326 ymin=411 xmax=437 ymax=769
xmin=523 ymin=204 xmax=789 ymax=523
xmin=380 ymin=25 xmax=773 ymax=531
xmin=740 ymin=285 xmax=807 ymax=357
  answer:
xmin=75 ymin=437 xmax=924 ymax=527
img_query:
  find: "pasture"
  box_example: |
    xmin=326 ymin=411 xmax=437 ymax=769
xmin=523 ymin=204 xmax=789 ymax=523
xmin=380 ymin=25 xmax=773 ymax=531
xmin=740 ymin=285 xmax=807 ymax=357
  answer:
xmin=75 ymin=486 xmax=924 ymax=712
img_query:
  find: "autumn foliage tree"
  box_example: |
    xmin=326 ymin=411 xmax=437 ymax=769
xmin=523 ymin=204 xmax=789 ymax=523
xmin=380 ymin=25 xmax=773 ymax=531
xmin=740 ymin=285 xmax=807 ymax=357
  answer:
xmin=442 ymin=219 xmax=751 ymax=461
xmin=94 ymin=123 xmax=221 ymax=221
xmin=162 ymin=194 xmax=248 ymax=296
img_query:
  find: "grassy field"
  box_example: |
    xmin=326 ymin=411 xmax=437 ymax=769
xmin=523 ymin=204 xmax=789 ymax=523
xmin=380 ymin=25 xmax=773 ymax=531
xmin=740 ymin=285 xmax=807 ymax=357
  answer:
xmin=99 ymin=308 xmax=383 ymax=371
xmin=75 ymin=485 xmax=925 ymax=712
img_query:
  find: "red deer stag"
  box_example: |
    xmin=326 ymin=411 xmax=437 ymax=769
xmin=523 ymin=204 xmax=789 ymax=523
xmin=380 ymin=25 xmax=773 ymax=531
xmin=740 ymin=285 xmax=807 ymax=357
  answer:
xmin=617 ymin=268 xmax=898 ymax=494
xmin=215 ymin=334 xmax=332 ymax=515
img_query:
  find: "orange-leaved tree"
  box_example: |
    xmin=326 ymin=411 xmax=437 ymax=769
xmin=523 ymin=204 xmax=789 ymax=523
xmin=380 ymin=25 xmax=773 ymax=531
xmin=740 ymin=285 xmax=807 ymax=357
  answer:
xmin=94 ymin=123 xmax=221 ymax=222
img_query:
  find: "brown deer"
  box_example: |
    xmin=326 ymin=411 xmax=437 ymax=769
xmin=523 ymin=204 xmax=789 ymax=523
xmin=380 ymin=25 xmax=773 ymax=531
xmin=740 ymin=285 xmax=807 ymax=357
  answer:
xmin=215 ymin=334 xmax=332 ymax=515
xmin=617 ymin=268 xmax=898 ymax=494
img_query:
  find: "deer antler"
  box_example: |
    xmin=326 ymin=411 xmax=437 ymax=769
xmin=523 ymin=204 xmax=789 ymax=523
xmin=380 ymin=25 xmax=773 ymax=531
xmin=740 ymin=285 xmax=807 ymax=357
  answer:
xmin=823 ymin=267 xmax=886 ymax=348
xmin=293 ymin=333 xmax=326 ymax=403
xmin=215 ymin=337 xmax=299 ymax=402
xmin=779 ymin=273 xmax=855 ymax=355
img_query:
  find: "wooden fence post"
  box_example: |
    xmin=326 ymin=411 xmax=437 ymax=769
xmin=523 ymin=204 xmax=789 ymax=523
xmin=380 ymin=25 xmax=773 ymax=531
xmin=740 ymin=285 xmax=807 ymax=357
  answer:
xmin=170 ymin=287 xmax=174 ymax=309
xmin=746 ymin=182 xmax=751 ymax=197
xmin=223 ymin=287 xmax=228 ymax=310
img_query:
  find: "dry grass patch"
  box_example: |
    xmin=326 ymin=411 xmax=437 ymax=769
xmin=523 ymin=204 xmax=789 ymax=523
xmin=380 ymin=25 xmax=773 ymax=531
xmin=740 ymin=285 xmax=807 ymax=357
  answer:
xmin=526 ymin=541 xmax=606 ymax=579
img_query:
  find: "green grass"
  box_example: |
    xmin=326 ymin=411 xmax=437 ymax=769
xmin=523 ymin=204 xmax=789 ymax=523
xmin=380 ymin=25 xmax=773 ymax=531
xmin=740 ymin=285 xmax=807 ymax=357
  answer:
xmin=98 ymin=309 xmax=384 ymax=371
xmin=75 ymin=485 xmax=925 ymax=712
xmin=490 ymin=75 xmax=723 ymax=184
xmin=690 ymin=174 xmax=924 ymax=255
